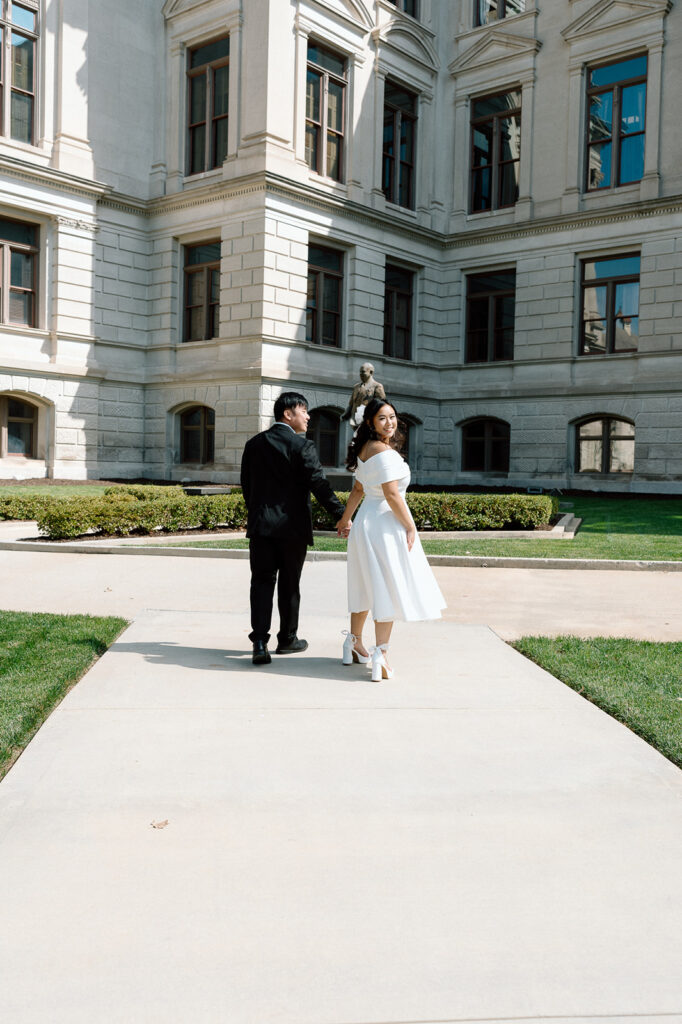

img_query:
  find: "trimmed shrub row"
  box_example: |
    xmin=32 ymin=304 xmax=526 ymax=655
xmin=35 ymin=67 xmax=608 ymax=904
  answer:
xmin=4 ymin=489 xmax=557 ymax=540
xmin=313 ymin=492 xmax=557 ymax=531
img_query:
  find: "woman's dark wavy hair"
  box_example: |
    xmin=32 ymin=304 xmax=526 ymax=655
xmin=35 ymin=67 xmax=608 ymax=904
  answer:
xmin=346 ymin=397 xmax=405 ymax=472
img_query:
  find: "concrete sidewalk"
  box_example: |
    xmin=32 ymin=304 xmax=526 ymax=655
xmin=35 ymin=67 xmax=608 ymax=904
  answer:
xmin=1 ymin=608 xmax=681 ymax=1023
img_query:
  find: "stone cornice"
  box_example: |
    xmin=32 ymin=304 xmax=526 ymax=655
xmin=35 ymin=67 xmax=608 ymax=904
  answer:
xmin=0 ymin=154 xmax=111 ymax=201
xmin=98 ymin=173 xmax=682 ymax=251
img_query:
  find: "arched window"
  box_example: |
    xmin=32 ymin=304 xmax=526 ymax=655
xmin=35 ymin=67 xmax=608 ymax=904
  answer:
xmin=179 ymin=406 xmax=215 ymax=464
xmin=461 ymin=418 xmax=510 ymax=472
xmin=1 ymin=397 xmax=38 ymax=457
xmin=397 ymin=414 xmax=419 ymax=465
xmin=308 ymin=408 xmax=340 ymax=466
xmin=576 ymin=417 xmax=634 ymax=474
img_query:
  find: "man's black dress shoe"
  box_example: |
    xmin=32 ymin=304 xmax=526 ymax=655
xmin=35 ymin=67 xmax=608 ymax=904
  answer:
xmin=252 ymin=641 xmax=272 ymax=665
xmin=275 ymin=638 xmax=308 ymax=655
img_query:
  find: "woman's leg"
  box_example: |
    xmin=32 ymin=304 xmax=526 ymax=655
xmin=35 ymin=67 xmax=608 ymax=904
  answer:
xmin=374 ymin=620 xmax=393 ymax=668
xmin=350 ymin=611 xmax=370 ymax=656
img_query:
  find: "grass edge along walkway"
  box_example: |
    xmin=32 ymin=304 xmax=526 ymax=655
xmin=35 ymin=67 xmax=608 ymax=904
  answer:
xmin=0 ymin=610 xmax=128 ymax=781
xmin=511 ymin=635 xmax=682 ymax=769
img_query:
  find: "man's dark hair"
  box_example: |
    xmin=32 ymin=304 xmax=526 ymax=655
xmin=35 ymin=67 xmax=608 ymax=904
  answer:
xmin=274 ymin=391 xmax=308 ymax=421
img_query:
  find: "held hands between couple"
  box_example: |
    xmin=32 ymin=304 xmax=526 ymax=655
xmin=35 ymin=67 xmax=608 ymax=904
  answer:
xmin=335 ymin=517 xmax=417 ymax=551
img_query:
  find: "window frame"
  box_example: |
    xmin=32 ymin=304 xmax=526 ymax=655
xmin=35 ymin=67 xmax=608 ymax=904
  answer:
xmin=575 ymin=416 xmax=635 ymax=475
xmin=383 ymin=263 xmax=414 ymax=361
xmin=0 ymin=395 xmax=38 ymax=458
xmin=585 ymin=55 xmax=647 ymax=193
xmin=382 ymin=81 xmax=418 ymax=210
xmin=580 ymin=252 xmax=640 ymax=356
xmin=306 ymin=244 xmax=344 ymax=348
xmin=183 ymin=241 xmax=221 ymax=343
xmin=0 ymin=216 xmax=38 ymax=328
xmin=470 ymin=90 xmax=522 ymax=213
xmin=461 ymin=418 xmax=511 ymax=474
xmin=307 ymin=407 xmax=341 ymax=467
xmin=179 ymin=405 xmax=215 ymax=465
xmin=305 ymin=43 xmax=347 ymax=183
xmin=474 ymin=0 xmax=525 ymax=27
xmin=465 ymin=269 xmax=516 ymax=364
xmin=0 ymin=0 xmax=39 ymax=146
xmin=186 ymin=35 xmax=230 ymax=177
xmin=386 ymin=0 xmax=419 ymax=17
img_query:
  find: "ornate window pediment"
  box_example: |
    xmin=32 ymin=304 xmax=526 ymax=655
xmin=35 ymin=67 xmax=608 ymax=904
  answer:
xmin=301 ymin=0 xmax=373 ymax=31
xmin=372 ymin=20 xmax=439 ymax=72
xmin=562 ymin=0 xmax=672 ymax=44
xmin=449 ymin=30 xmax=540 ymax=78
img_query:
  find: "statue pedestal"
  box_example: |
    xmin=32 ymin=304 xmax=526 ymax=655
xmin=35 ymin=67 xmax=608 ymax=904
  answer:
xmin=326 ymin=472 xmax=353 ymax=491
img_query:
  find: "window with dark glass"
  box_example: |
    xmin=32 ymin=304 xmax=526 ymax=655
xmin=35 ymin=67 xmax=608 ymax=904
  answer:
xmin=305 ymin=43 xmax=347 ymax=182
xmin=474 ymin=0 xmax=525 ymax=26
xmin=386 ymin=0 xmax=419 ymax=16
xmin=184 ymin=242 xmax=220 ymax=342
xmin=180 ymin=406 xmax=215 ymax=464
xmin=0 ymin=216 xmax=37 ymax=327
xmin=1 ymin=1 xmax=39 ymax=145
xmin=471 ymin=90 xmax=521 ymax=212
xmin=306 ymin=244 xmax=343 ymax=347
xmin=580 ymin=253 xmax=639 ymax=355
xmin=466 ymin=270 xmax=515 ymax=363
xmin=397 ymin=415 xmax=415 ymax=463
xmin=576 ymin=417 xmax=634 ymax=474
xmin=586 ymin=55 xmax=646 ymax=191
xmin=187 ymin=36 xmax=229 ymax=175
xmin=383 ymin=82 xmax=417 ymax=209
xmin=384 ymin=264 xmax=413 ymax=360
xmin=0 ymin=396 xmax=37 ymax=457
xmin=462 ymin=419 xmax=510 ymax=473
xmin=308 ymin=408 xmax=340 ymax=466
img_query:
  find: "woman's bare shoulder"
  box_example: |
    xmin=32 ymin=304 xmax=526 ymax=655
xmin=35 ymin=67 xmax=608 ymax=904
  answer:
xmin=358 ymin=438 xmax=391 ymax=458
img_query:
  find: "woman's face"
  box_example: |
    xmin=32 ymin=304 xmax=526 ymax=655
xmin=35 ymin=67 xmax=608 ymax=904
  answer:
xmin=372 ymin=404 xmax=398 ymax=440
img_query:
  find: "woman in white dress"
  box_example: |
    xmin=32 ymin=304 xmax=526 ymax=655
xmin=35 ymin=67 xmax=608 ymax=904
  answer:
xmin=336 ymin=398 xmax=446 ymax=681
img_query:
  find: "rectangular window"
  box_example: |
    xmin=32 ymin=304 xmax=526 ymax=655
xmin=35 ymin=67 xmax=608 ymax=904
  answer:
xmin=187 ymin=36 xmax=229 ymax=176
xmin=306 ymin=244 xmax=343 ymax=347
xmin=383 ymin=82 xmax=417 ymax=209
xmin=470 ymin=90 xmax=521 ymax=212
xmin=474 ymin=0 xmax=525 ymax=26
xmin=386 ymin=0 xmax=419 ymax=16
xmin=465 ymin=269 xmax=515 ymax=363
xmin=305 ymin=43 xmax=347 ymax=183
xmin=184 ymin=241 xmax=220 ymax=342
xmin=586 ymin=55 xmax=647 ymax=191
xmin=580 ymin=253 xmax=639 ymax=355
xmin=1 ymin=0 xmax=39 ymax=145
xmin=384 ymin=264 xmax=413 ymax=360
xmin=0 ymin=216 xmax=37 ymax=326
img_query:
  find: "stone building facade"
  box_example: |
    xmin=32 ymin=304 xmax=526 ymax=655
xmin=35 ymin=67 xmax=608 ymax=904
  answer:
xmin=1 ymin=0 xmax=681 ymax=491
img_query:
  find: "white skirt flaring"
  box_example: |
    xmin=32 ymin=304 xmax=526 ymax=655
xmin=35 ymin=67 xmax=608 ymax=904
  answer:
xmin=347 ymin=499 xmax=446 ymax=622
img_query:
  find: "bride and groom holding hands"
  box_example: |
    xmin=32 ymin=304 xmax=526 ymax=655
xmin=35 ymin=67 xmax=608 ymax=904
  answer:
xmin=240 ymin=386 xmax=446 ymax=681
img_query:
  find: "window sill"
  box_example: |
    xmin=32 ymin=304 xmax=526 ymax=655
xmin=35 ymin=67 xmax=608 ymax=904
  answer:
xmin=384 ymin=201 xmax=418 ymax=219
xmin=307 ymin=173 xmax=348 ymax=197
xmin=462 ymin=359 xmax=515 ymax=367
xmin=576 ymin=350 xmax=639 ymax=359
xmin=580 ymin=182 xmax=641 ymax=207
xmin=182 ymin=168 xmax=223 ymax=188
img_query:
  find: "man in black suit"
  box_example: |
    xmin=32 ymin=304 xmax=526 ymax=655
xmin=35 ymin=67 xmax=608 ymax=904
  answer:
xmin=240 ymin=392 xmax=345 ymax=665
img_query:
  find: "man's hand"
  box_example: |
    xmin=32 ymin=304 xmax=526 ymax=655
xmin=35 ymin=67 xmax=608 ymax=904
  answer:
xmin=336 ymin=517 xmax=351 ymax=538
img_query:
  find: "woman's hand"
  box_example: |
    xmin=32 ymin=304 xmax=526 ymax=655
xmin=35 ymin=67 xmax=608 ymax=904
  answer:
xmin=406 ymin=525 xmax=416 ymax=551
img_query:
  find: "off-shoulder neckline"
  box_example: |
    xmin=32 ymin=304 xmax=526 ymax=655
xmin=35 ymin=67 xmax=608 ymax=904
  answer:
xmin=357 ymin=448 xmax=399 ymax=465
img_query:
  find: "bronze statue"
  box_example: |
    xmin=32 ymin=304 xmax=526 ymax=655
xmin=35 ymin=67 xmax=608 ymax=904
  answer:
xmin=341 ymin=363 xmax=386 ymax=427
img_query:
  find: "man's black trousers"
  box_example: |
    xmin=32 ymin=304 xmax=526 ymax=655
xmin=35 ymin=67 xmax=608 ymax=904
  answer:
xmin=248 ymin=535 xmax=308 ymax=645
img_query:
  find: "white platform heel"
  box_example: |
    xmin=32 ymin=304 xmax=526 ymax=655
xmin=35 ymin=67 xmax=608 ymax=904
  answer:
xmin=342 ymin=631 xmax=370 ymax=666
xmin=370 ymin=644 xmax=393 ymax=682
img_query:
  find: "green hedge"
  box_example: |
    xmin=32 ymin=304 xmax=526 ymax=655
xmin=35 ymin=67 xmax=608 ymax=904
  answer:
xmin=17 ymin=489 xmax=557 ymax=540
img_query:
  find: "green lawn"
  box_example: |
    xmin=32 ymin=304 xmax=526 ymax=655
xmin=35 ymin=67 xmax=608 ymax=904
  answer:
xmin=512 ymin=636 xmax=682 ymax=768
xmin=132 ymin=496 xmax=682 ymax=561
xmin=0 ymin=611 xmax=127 ymax=780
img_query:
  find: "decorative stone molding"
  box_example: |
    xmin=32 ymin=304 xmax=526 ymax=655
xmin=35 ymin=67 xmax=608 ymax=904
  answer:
xmin=370 ymin=19 xmax=439 ymax=73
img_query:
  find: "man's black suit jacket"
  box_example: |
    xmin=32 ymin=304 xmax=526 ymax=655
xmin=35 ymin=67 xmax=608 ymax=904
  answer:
xmin=240 ymin=424 xmax=345 ymax=546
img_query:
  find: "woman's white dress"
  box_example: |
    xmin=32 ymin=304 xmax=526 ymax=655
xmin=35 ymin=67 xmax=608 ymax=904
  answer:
xmin=347 ymin=448 xmax=446 ymax=621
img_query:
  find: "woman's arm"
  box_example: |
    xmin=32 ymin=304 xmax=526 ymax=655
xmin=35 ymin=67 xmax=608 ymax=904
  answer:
xmin=382 ymin=480 xmax=416 ymax=551
xmin=337 ymin=479 xmax=364 ymax=537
